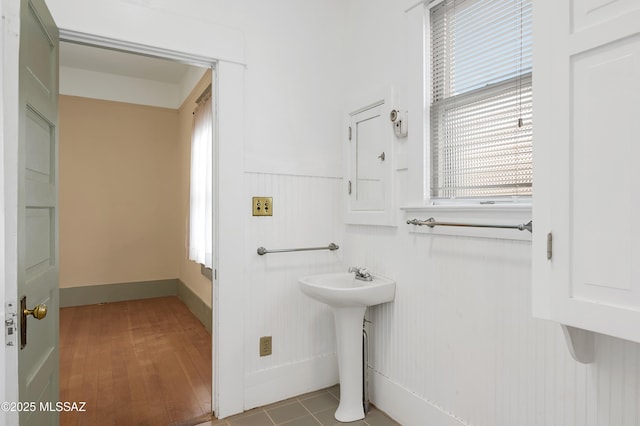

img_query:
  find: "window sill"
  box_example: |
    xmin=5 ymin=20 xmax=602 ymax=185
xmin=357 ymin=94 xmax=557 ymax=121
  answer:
xmin=200 ymin=263 xmax=213 ymax=281
xmin=401 ymin=203 xmax=532 ymax=241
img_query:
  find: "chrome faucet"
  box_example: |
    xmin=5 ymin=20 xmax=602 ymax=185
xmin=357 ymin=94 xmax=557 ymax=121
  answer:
xmin=348 ymin=266 xmax=372 ymax=281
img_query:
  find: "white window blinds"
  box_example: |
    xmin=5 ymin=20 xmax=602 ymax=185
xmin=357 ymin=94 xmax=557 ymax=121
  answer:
xmin=430 ymin=0 xmax=532 ymax=199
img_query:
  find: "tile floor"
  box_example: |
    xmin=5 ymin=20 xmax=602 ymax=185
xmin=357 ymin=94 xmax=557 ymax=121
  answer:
xmin=194 ymin=386 xmax=399 ymax=426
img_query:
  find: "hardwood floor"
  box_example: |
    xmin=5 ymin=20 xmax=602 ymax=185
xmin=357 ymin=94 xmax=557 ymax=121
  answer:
xmin=60 ymin=296 xmax=212 ymax=426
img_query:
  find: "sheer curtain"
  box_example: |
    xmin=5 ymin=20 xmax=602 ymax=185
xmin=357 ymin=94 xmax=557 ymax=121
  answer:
xmin=189 ymin=91 xmax=213 ymax=268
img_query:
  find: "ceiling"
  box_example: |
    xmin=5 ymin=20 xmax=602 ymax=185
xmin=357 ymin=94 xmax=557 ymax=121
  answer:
xmin=59 ymin=41 xmax=201 ymax=84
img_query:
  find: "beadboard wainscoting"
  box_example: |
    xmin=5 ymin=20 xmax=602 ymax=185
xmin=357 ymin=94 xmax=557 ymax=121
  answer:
xmin=344 ymin=226 xmax=640 ymax=426
xmin=243 ymin=172 xmax=344 ymax=409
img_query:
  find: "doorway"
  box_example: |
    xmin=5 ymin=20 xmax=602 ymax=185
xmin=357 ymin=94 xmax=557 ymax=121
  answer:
xmin=57 ymin=40 xmax=217 ymax=423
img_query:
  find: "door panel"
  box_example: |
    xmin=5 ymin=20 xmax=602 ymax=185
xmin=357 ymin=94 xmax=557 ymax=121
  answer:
xmin=25 ymin=109 xmax=53 ymax=180
xmin=23 ymin=0 xmax=56 ymax=117
xmin=18 ymin=0 xmax=59 ymax=425
xmin=352 ymin=105 xmax=385 ymax=211
xmin=572 ymin=0 xmax=640 ymax=32
xmin=571 ymin=34 xmax=640 ymax=309
xmin=533 ymin=0 xmax=640 ymax=343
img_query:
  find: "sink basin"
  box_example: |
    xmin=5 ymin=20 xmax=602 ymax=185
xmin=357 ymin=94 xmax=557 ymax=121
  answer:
xmin=298 ymin=272 xmax=395 ymax=308
xmin=299 ymin=272 xmax=395 ymax=422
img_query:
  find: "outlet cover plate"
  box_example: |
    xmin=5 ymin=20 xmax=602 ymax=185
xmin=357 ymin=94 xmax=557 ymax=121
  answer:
xmin=260 ymin=336 xmax=272 ymax=356
xmin=253 ymin=197 xmax=273 ymax=216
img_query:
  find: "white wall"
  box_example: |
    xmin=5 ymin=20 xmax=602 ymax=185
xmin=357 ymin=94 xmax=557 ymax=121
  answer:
xmin=203 ymin=2 xmax=346 ymax=178
xmin=340 ymin=1 xmax=640 ymax=425
xmin=243 ymin=172 xmax=343 ymax=408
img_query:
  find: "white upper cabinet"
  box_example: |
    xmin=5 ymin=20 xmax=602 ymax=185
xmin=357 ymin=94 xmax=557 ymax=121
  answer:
xmin=344 ymin=90 xmax=395 ymax=226
xmin=533 ymin=0 xmax=640 ymax=346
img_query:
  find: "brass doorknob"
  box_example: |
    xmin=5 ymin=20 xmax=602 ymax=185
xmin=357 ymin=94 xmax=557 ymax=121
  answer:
xmin=24 ymin=303 xmax=47 ymax=320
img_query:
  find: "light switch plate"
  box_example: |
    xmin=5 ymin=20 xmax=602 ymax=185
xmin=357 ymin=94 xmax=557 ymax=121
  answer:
xmin=252 ymin=197 xmax=273 ymax=216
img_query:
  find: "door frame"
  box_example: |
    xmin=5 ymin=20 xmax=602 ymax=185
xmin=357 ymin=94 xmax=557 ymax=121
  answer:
xmin=58 ymin=29 xmax=221 ymax=415
xmin=3 ymin=15 xmax=248 ymax=419
xmin=2 ymin=1 xmax=25 ymax=424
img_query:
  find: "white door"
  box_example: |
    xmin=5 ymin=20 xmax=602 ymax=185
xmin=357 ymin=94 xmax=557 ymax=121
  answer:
xmin=533 ymin=0 xmax=640 ymax=343
xmin=17 ymin=0 xmax=59 ymax=424
xmin=344 ymin=91 xmax=395 ymax=227
xmin=350 ymin=103 xmax=386 ymax=212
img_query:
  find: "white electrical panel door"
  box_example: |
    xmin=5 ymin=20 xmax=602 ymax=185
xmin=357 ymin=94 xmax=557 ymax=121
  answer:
xmin=351 ymin=103 xmax=386 ymax=212
xmin=533 ymin=0 xmax=640 ymax=342
xmin=343 ymin=89 xmax=395 ymax=227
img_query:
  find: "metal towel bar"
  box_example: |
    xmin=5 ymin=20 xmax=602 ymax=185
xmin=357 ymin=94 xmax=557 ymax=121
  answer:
xmin=257 ymin=243 xmax=340 ymax=256
xmin=407 ymin=217 xmax=533 ymax=233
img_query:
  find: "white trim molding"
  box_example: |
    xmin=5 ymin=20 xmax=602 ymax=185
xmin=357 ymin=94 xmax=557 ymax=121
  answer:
xmin=370 ymin=370 xmax=470 ymax=426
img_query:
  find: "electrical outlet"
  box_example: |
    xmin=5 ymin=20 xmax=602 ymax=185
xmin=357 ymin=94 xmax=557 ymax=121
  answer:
xmin=259 ymin=336 xmax=272 ymax=357
xmin=252 ymin=197 xmax=273 ymax=216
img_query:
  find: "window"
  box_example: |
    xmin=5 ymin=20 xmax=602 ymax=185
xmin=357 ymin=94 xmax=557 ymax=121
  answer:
xmin=429 ymin=0 xmax=532 ymax=200
xmin=189 ymin=86 xmax=213 ymax=269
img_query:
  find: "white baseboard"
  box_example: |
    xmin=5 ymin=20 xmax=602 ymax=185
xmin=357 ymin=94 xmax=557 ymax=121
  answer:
xmin=244 ymin=355 xmax=339 ymax=411
xmin=369 ymin=370 xmax=468 ymax=426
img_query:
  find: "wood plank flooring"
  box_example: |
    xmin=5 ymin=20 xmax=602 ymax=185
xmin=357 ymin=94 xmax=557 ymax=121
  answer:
xmin=60 ymin=296 xmax=212 ymax=426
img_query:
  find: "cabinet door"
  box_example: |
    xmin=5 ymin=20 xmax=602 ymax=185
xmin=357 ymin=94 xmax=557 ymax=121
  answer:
xmin=350 ymin=103 xmax=386 ymax=212
xmin=532 ymin=0 xmax=640 ymax=342
xmin=344 ymin=90 xmax=395 ymax=227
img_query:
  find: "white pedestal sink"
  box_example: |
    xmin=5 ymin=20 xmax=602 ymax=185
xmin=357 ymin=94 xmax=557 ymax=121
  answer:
xmin=298 ymin=272 xmax=396 ymax=422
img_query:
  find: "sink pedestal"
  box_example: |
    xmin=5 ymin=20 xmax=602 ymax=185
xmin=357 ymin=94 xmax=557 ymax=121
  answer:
xmin=297 ymin=272 xmax=395 ymax=423
xmin=332 ymin=306 xmax=367 ymax=422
